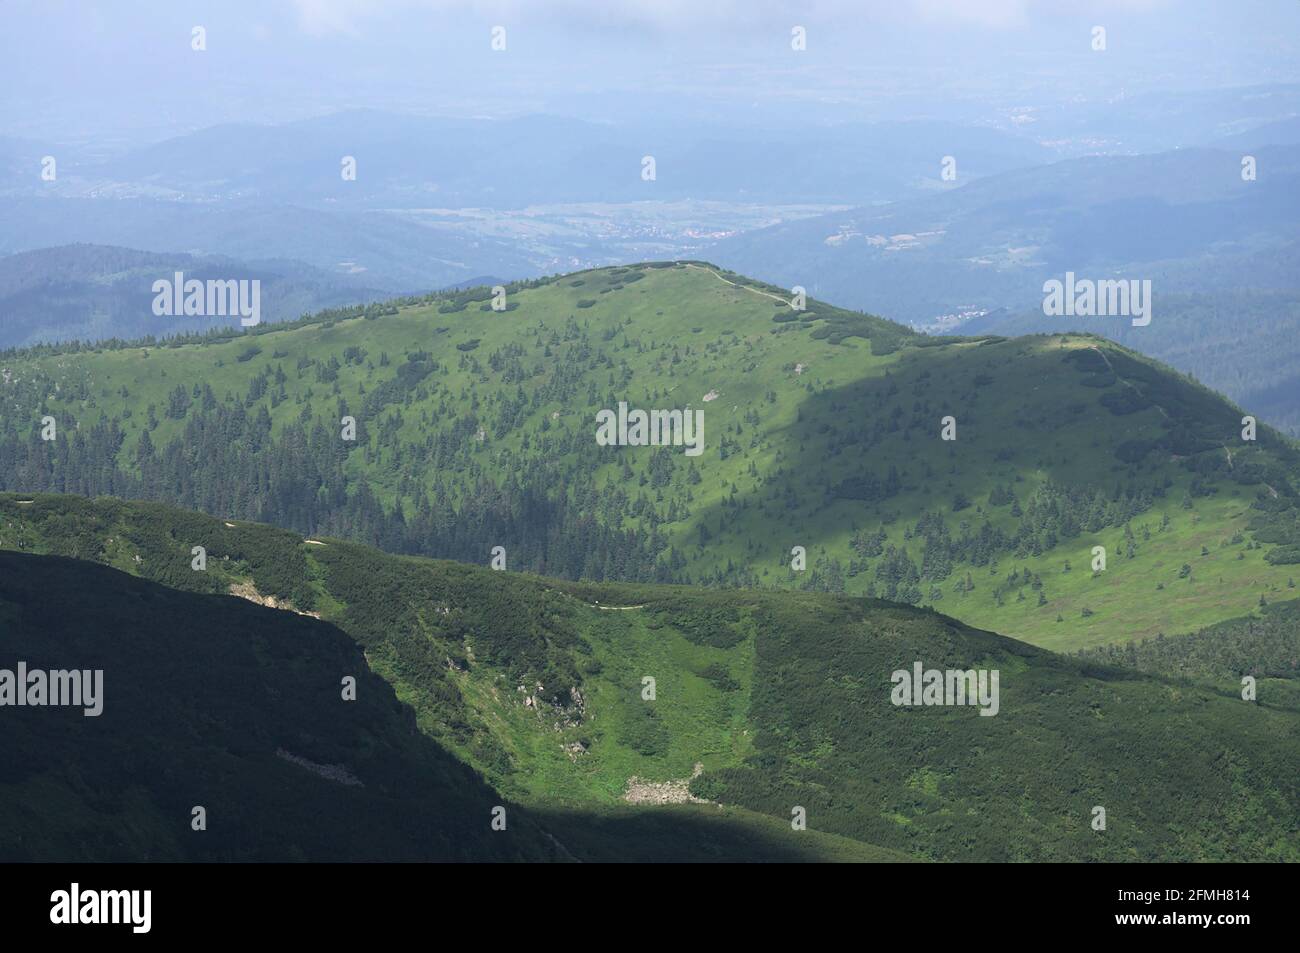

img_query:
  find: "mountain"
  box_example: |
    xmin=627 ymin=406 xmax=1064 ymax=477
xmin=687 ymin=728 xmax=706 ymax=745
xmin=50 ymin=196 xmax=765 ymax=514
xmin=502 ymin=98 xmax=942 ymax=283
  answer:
xmin=967 ymin=289 xmax=1300 ymax=436
xmin=0 ymin=523 xmax=907 ymax=863
xmin=0 ymin=548 xmax=557 ymax=862
xmin=707 ymin=146 xmax=1300 ymax=326
xmin=706 ymin=146 xmax=1300 ymax=430
xmin=0 ymin=199 xmax=543 ymax=293
xmin=2 ymin=493 xmax=1296 ymax=862
xmin=3 ymin=261 xmax=1299 ymax=656
xmin=0 ymin=244 xmax=393 ymax=349
xmin=47 ymin=111 xmax=1049 ymax=209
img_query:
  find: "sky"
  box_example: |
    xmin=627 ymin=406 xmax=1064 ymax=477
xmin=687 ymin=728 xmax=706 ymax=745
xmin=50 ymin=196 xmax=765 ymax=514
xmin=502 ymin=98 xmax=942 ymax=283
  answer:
xmin=2 ymin=0 xmax=1298 ymax=144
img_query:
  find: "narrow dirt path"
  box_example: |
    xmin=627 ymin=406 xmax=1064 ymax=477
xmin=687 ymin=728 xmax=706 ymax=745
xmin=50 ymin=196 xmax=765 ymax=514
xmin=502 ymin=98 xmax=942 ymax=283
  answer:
xmin=1089 ymin=345 xmax=1170 ymax=421
xmin=685 ymin=263 xmax=791 ymax=304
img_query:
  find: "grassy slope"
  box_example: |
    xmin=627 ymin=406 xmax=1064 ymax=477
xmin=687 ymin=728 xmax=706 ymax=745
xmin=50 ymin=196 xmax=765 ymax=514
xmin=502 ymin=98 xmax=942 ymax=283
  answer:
xmin=3 ymin=494 xmax=1295 ymax=862
xmin=2 ymin=261 xmax=1298 ymax=652
xmin=0 ymin=497 xmax=908 ymax=862
xmin=982 ymin=290 xmax=1300 ymax=436
xmin=0 ymin=550 xmax=558 ymax=862
xmin=697 ymin=595 xmax=1300 ymax=862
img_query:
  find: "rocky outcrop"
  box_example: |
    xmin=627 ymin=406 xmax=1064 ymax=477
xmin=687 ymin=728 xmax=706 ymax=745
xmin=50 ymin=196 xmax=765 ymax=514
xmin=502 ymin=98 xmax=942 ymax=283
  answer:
xmin=623 ymin=763 xmax=707 ymax=805
xmin=228 ymin=581 xmax=321 ymax=619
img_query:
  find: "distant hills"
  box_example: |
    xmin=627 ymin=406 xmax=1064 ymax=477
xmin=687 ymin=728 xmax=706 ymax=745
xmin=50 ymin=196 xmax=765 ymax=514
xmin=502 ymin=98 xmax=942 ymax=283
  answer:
xmin=0 ymin=201 xmax=544 ymax=293
xmin=0 ymin=244 xmax=393 ymax=349
xmin=709 ymin=145 xmax=1300 ymax=324
xmin=9 ymin=106 xmax=1300 ymax=355
xmin=708 ymin=145 xmax=1300 ymax=432
xmin=0 ymin=111 xmax=1054 ymax=296
xmin=13 ymin=110 xmax=1050 ymax=208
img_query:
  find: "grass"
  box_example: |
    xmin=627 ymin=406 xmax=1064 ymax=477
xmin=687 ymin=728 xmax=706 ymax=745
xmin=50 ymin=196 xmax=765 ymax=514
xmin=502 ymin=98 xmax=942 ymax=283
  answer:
xmin=3 ymin=261 xmax=1298 ymax=657
xmin=3 ymin=494 xmax=1297 ymax=862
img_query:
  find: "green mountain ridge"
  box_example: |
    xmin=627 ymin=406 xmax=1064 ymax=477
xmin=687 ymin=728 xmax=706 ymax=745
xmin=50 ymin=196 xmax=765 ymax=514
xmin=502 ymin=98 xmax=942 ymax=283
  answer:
xmin=2 ymin=260 xmax=1299 ymax=654
xmin=2 ymin=494 xmax=1296 ymax=862
xmin=0 ymin=548 xmax=556 ymax=862
xmin=707 ymin=145 xmax=1300 ymax=432
xmin=968 ymin=288 xmax=1300 ymax=436
xmin=0 ymin=539 xmax=907 ymax=863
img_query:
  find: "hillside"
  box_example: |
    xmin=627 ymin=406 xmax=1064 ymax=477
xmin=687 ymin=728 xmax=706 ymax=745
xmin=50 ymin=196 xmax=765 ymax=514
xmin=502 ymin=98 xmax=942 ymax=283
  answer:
xmin=0 ymin=549 xmax=558 ymax=862
xmin=0 ymin=197 xmax=543 ymax=294
xmin=0 ymin=539 xmax=909 ymax=864
xmin=0 ymin=244 xmax=389 ymax=349
xmin=3 ymin=261 xmax=1300 ymax=653
xmin=965 ymin=288 xmax=1300 ymax=436
xmin=706 ymin=147 xmax=1300 ymax=433
xmin=2 ymin=494 xmax=1296 ymax=862
xmin=708 ymin=146 xmax=1300 ymax=326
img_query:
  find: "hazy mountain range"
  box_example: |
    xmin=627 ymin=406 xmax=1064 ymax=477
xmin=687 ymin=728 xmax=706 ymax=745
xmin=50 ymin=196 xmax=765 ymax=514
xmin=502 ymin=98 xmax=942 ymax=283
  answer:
xmin=0 ymin=244 xmax=391 ymax=349
xmin=5 ymin=99 xmax=1298 ymax=420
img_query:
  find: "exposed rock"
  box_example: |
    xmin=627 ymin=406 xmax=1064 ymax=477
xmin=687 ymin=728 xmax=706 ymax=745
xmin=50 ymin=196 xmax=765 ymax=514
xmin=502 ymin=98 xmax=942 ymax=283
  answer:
xmin=623 ymin=763 xmax=707 ymax=805
xmin=228 ymin=581 xmax=322 ymax=619
xmin=563 ymin=741 xmax=587 ymax=761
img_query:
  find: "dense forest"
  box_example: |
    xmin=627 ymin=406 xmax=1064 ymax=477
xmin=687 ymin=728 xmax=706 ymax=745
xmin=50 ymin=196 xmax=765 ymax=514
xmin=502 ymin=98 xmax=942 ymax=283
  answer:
xmin=1077 ymin=597 xmax=1300 ymax=681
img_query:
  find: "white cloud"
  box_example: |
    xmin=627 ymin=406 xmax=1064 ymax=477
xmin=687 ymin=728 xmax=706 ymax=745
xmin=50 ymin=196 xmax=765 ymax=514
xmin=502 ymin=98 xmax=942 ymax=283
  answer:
xmin=285 ymin=0 xmax=1178 ymax=36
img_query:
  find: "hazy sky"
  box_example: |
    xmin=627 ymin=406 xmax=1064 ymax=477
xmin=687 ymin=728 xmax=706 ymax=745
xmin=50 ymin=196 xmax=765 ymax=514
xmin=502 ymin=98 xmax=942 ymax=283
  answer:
xmin=3 ymin=0 xmax=1298 ymax=144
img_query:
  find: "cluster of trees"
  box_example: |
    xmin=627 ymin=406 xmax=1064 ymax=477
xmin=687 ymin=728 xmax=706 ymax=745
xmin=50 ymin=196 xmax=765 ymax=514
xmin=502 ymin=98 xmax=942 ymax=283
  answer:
xmin=0 ymin=349 xmax=676 ymax=583
xmin=808 ymin=480 xmax=1160 ymax=604
xmin=687 ymin=592 xmax=1300 ymax=862
xmin=2 ymin=410 xmax=674 ymax=584
xmin=1076 ymin=597 xmax=1300 ymax=681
